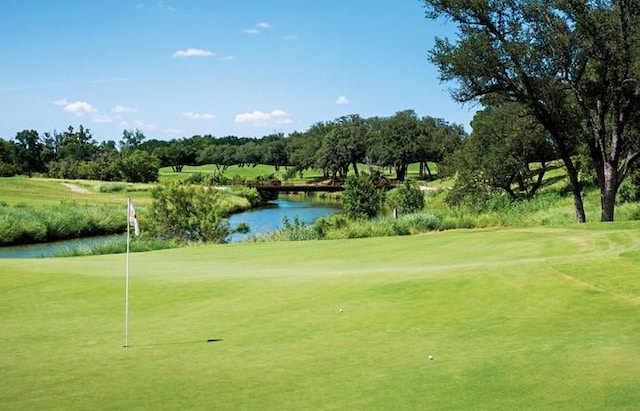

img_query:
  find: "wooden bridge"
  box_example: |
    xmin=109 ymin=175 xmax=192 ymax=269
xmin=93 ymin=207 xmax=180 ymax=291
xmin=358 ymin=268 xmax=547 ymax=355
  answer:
xmin=246 ymin=183 xmax=345 ymax=193
xmin=246 ymin=181 xmax=395 ymax=193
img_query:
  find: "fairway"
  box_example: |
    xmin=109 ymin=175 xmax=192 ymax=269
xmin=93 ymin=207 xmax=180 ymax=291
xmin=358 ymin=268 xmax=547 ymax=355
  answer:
xmin=2 ymin=224 xmax=640 ymax=410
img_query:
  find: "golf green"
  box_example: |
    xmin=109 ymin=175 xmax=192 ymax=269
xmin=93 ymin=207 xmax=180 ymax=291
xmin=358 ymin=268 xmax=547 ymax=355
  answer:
xmin=2 ymin=224 xmax=640 ymax=409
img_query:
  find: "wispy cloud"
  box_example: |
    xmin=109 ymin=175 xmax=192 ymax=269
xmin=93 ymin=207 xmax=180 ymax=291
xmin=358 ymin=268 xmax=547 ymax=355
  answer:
xmin=93 ymin=114 xmax=113 ymax=123
xmin=182 ymin=111 xmax=215 ymax=120
xmin=172 ymin=48 xmax=214 ymax=58
xmin=111 ymin=105 xmax=137 ymax=114
xmin=243 ymin=22 xmax=273 ymax=34
xmin=336 ymin=96 xmax=349 ymax=105
xmin=283 ymin=34 xmax=299 ymax=41
xmin=234 ymin=109 xmax=292 ymax=126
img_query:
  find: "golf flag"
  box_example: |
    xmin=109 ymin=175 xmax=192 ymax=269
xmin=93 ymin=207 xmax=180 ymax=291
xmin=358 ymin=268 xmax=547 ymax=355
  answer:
xmin=128 ymin=199 xmax=140 ymax=236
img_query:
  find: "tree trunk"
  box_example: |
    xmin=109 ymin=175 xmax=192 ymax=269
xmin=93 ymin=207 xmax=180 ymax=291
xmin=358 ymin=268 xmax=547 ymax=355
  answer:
xmin=600 ymin=162 xmax=617 ymax=222
xmin=564 ymin=157 xmax=586 ymax=223
xmin=351 ymin=161 xmax=359 ymax=177
xmin=425 ymin=162 xmax=433 ymax=180
xmin=395 ymin=163 xmax=407 ymax=181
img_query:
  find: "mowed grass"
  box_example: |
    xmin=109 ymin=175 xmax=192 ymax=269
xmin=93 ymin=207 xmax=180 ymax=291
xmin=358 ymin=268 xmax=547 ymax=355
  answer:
xmin=2 ymin=223 xmax=640 ymax=410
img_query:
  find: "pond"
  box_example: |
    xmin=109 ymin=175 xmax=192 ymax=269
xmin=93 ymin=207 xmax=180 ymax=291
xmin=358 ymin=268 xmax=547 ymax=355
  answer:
xmin=0 ymin=196 xmax=341 ymax=258
xmin=228 ymin=195 xmax=341 ymax=243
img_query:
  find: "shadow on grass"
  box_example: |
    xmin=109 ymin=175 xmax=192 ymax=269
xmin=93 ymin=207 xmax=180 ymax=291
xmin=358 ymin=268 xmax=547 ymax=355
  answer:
xmin=132 ymin=338 xmax=223 ymax=348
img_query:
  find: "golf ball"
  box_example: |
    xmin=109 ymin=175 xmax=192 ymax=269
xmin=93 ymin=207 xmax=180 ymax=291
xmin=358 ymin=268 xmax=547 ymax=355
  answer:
xmin=428 ymin=355 xmax=434 ymax=361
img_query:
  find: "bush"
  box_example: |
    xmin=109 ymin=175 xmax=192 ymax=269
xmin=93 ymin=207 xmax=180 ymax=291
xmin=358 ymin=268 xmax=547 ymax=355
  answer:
xmin=342 ymin=174 xmax=385 ymax=219
xmin=148 ymin=181 xmax=233 ymax=243
xmin=386 ymin=181 xmax=425 ymax=215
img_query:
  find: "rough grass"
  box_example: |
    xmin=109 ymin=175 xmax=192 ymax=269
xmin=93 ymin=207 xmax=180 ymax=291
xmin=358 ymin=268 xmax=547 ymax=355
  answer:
xmin=2 ymin=223 xmax=640 ymax=410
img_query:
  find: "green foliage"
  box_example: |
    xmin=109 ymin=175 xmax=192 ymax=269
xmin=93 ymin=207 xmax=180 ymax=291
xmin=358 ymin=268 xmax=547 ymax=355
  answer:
xmin=254 ymin=216 xmax=320 ymax=242
xmin=227 ymin=186 xmax=262 ymax=207
xmin=341 ymin=174 xmax=385 ymax=219
xmin=0 ymin=161 xmax=19 ymax=177
xmin=148 ymin=181 xmax=233 ymax=243
xmin=386 ymin=180 xmax=425 ymax=215
xmin=618 ymin=167 xmax=640 ymax=203
xmin=98 ymin=183 xmax=128 ymax=193
xmin=116 ymin=150 xmax=160 ymax=183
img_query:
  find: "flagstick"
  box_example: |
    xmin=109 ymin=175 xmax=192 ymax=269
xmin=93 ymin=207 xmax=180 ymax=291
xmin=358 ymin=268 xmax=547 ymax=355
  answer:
xmin=124 ymin=198 xmax=131 ymax=348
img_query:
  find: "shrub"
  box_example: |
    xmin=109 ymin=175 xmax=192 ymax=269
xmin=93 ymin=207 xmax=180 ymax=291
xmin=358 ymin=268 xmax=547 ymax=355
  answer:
xmin=148 ymin=181 xmax=232 ymax=243
xmin=386 ymin=180 xmax=425 ymax=215
xmin=342 ymin=174 xmax=385 ymax=219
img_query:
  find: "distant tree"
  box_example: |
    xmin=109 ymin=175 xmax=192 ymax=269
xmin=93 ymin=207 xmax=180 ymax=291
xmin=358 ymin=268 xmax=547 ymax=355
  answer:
xmin=119 ymin=129 xmax=146 ymax=153
xmin=14 ymin=129 xmax=43 ymax=177
xmin=260 ymin=133 xmax=288 ymax=171
xmin=198 ymin=144 xmax=237 ymax=177
xmin=368 ymin=110 xmax=420 ymax=181
xmin=56 ymin=125 xmax=98 ymax=162
xmin=287 ymin=123 xmax=329 ymax=176
xmin=0 ymin=138 xmax=20 ymax=176
xmin=235 ymin=140 xmax=262 ymax=167
xmin=115 ymin=150 xmax=160 ymax=183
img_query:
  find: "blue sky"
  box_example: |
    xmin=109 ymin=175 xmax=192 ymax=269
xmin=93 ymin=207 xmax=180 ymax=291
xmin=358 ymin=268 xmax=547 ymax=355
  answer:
xmin=0 ymin=0 xmax=476 ymax=142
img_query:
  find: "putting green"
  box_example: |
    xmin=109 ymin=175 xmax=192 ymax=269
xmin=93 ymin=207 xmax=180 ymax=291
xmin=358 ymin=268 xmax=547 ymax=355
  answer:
xmin=2 ymin=224 xmax=640 ymax=409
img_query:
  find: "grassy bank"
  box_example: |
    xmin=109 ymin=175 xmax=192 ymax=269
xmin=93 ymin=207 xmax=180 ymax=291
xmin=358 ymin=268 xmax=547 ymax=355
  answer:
xmin=2 ymin=223 xmax=640 ymax=409
xmin=0 ymin=177 xmax=255 ymax=247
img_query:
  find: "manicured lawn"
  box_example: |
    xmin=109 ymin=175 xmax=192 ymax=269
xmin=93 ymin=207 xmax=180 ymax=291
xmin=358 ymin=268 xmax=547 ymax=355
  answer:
xmin=2 ymin=223 xmax=640 ymax=409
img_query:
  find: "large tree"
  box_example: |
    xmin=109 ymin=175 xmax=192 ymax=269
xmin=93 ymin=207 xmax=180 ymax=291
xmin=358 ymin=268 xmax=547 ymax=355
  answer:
xmin=14 ymin=129 xmax=43 ymax=177
xmin=368 ymin=110 xmax=421 ymax=181
xmin=424 ymin=0 xmax=640 ymax=222
xmin=448 ymin=102 xmax=554 ymax=203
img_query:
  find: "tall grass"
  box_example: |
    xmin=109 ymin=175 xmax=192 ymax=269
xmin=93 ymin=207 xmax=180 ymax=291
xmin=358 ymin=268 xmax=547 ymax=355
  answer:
xmin=53 ymin=237 xmax=179 ymax=257
xmin=0 ymin=201 xmax=125 ymax=246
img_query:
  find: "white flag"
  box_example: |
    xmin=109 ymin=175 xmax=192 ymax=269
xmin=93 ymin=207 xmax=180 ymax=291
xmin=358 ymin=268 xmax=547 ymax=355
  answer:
xmin=128 ymin=199 xmax=140 ymax=236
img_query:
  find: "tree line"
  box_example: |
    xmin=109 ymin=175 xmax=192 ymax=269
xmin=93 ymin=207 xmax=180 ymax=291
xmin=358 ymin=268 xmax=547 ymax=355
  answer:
xmin=0 ymin=110 xmax=466 ymax=184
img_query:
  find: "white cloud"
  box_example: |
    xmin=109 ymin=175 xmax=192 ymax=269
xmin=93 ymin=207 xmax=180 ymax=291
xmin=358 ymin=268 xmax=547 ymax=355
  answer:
xmin=182 ymin=111 xmax=215 ymax=120
xmin=243 ymin=22 xmax=273 ymax=34
xmin=172 ymin=48 xmax=214 ymax=57
xmin=336 ymin=96 xmax=349 ymax=105
xmin=58 ymin=100 xmax=98 ymax=116
xmin=283 ymin=34 xmax=299 ymax=41
xmin=111 ymin=105 xmax=137 ymax=114
xmin=93 ymin=114 xmax=113 ymax=123
xmin=234 ymin=109 xmax=293 ymax=126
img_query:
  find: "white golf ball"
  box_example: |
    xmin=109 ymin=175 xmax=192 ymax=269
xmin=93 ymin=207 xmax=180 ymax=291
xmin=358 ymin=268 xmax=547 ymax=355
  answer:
xmin=428 ymin=355 xmax=434 ymax=361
